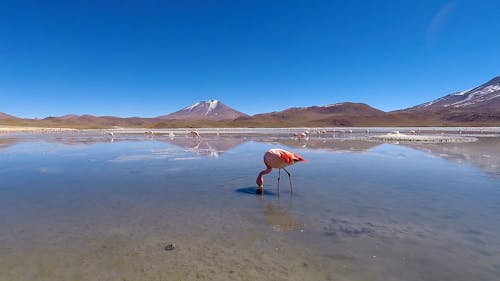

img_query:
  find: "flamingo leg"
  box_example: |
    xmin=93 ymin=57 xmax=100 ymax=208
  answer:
xmin=283 ymin=168 xmax=292 ymax=193
xmin=277 ymin=168 xmax=281 ymax=194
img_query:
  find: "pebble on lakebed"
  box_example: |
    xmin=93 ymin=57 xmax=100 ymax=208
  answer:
xmin=164 ymin=243 xmax=176 ymax=251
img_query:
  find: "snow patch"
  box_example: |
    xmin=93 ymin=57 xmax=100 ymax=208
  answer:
xmin=420 ymin=96 xmax=447 ymax=107
xmin=453 ymin=89 xmax=471 ymax=96
xmin=451 ymin=84 xmax=500 ymax=107
xmin=324 ymin=102 xmax=345 ymax=107
xmin=185 ymin=102 xmax=201 ymax=111
xmin=206 ymin=99 xmax=219 ymax=115
xmin=484 ymin=84 xmax=500 ymax=92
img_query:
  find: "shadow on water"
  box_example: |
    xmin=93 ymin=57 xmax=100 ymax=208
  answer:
xmin=235 ymin=186 xmax=278 ymax=197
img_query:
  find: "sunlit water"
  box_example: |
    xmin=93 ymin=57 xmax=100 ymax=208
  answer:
xmin=1 ymin=132 xmax=499 ymax=281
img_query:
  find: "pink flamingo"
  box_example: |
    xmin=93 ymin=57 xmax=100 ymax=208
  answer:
xmin=189 ymin=130 xmax=201 ymax=139
xmin=256 ymin=148 xmax=307 ymax=195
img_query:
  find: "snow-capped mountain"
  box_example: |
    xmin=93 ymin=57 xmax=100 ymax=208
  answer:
xmin=158 ymin=99 xmax=249 ymax=121
xmin=409 ymin=76 xmax=500 ymax=112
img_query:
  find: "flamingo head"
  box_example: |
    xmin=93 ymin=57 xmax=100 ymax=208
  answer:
xmin=256 ymin=176 xmax=264 ymax=188
xmin=256 ymin=176 xmax=264 ymax=195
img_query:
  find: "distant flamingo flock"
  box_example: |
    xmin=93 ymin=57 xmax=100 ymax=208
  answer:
xmin=100 ymin=127 xmax=443 ymax=198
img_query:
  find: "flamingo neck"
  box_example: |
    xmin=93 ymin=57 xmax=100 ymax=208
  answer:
xmin=256 ymin=166 xmax=272 ymax=187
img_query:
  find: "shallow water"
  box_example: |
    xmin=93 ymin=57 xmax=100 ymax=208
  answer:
xmin=1 ymin=132 xmax=499 ymax=281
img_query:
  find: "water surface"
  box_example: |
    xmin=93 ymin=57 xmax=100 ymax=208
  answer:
xmin=1 ymin=132 xmax=499 ymax=281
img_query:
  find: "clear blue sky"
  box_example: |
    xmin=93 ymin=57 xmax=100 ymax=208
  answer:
xmin=1 ymin=0 xmax=499 ymax=118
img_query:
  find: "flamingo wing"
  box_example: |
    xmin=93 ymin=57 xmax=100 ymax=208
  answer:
xmin=278 ymin=149 xmax=307 ymax=164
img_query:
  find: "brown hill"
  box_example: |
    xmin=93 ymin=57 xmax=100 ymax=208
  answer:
xmin=233 ymin=103 xmax=389 ymax=127
xmin=0 ymin=112 xmax=17 ymax=119
xmin=40 ymin=115 xmax=158 ymax=129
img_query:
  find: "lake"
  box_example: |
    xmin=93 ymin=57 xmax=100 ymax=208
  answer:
xmin=1 ymin=130 xmax=499 ymax=281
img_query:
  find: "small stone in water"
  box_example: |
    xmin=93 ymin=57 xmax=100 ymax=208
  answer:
xmin=165 ymin=243 xmax=176 ymax=251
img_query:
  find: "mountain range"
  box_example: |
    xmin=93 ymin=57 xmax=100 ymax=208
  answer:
xmin=1 ymin=76 xmax=499 ymax=127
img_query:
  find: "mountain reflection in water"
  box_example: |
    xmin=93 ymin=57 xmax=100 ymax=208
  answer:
xmin=1 ymin=132 xmax=499 ymax=176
